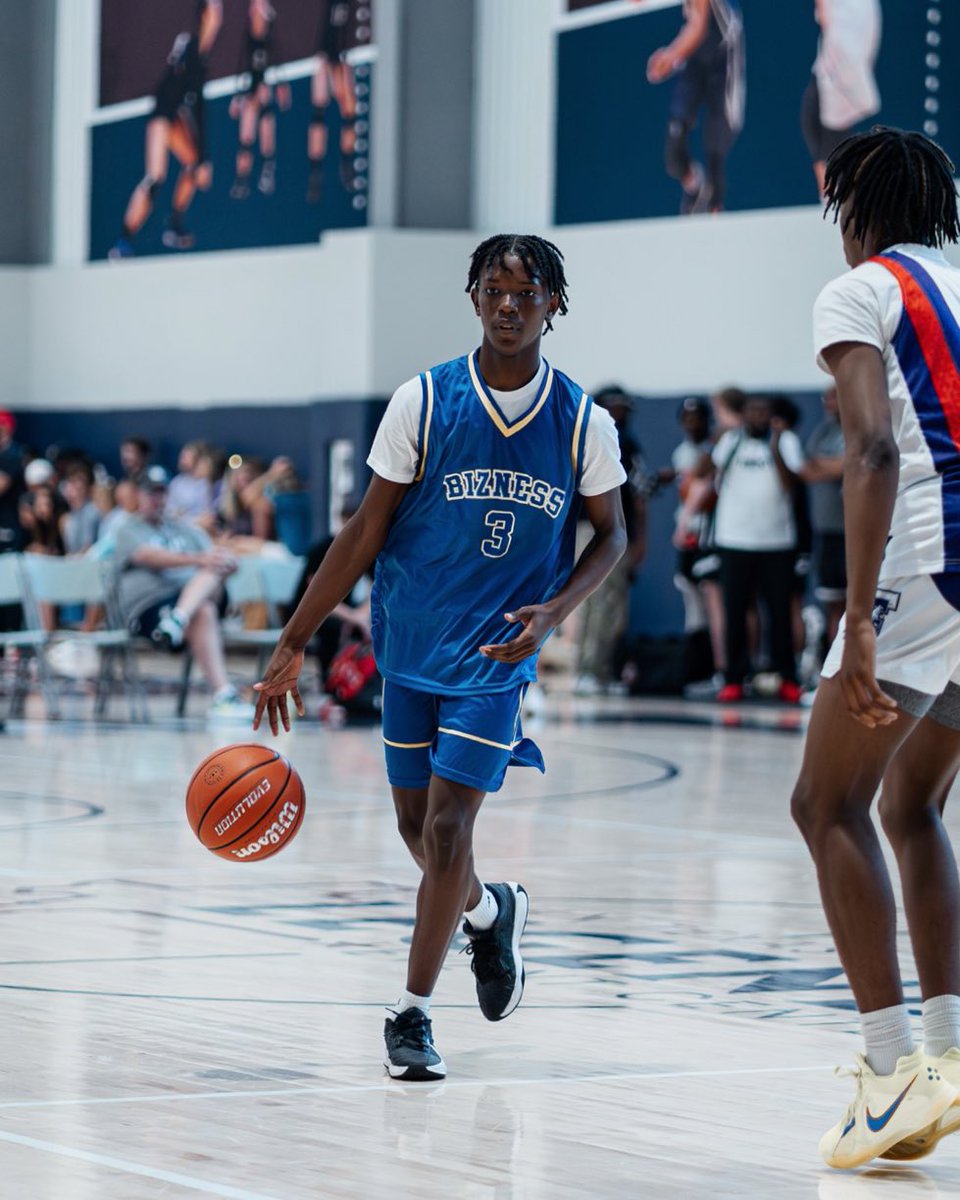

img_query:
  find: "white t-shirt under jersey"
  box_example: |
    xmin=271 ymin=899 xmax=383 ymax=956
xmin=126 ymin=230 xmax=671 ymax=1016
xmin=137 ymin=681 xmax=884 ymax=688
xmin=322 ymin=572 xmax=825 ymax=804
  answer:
xmin=368 ymin=360 xmax=627 ymax=497
xmin=813 ymin=243 xmax=960 ymax=579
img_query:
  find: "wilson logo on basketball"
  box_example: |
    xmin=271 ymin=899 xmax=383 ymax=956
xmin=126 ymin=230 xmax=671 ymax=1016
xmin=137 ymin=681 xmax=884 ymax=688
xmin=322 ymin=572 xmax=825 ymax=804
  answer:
xmin=231 ymin=799 xmax=301 ymax=858
xmin=203 ymin=764 xmax=226 ymax=787
xmin=213 ymin=777 xmax=271 ymax=837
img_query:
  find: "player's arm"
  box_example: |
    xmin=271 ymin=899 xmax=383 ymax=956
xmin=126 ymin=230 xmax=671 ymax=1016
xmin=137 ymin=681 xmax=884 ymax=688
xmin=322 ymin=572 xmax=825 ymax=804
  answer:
xmin=798 ymin=455 xmax=844 ymax=484
xmin=199 ymin=0 xmax=223 ymax=56
xmin=769 ymin=422 xmax=801 ymax=495
xmin=647 ymin=0 xmax=710 ymax=83
xmin=480 ymin=488 xmax=627 ymax=664
xmin=823 ymin=340 xmax=899 ymax=728
xmin=253 ymin=473 xmax=408 ymax=733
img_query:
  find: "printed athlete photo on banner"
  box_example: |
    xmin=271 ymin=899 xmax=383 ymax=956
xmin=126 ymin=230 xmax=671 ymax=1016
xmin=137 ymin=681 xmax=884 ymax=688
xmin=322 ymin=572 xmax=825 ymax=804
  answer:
xmin=93 ymin=0 xmax=374 ymax=260
xmin=554 ymin=0 xmax=953 ymax=224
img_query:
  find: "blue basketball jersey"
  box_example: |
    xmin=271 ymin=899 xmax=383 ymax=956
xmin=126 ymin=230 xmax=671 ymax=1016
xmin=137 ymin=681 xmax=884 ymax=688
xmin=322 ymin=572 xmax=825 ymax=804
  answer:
xmin=371 ymin=352 xmax=593 ymax=694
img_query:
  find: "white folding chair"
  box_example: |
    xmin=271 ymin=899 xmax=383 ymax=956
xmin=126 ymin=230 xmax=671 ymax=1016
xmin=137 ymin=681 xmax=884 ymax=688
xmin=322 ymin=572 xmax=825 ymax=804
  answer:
xmin=19 ymin=556 xmax=148 ymax=721
xmin=0 ymin=554 xmax=48 ymax=717
xmin=224 ymin=555 xmax=304 ymax=677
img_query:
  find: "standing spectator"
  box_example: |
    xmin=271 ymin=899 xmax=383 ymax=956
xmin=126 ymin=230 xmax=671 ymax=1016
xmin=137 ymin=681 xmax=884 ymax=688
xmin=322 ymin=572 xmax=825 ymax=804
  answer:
xmin=114 ymin=467 xmax=252 ymax=719
xmin=0 ymin=410 xmax=24 ymax=555
xmin=713 ymin=394 xmax=804 ymax=703
xmin=61 ymin=464 xmax=102 ymax=555
xmin=663 ymin=397 xmax=725 ymax=684
xmin=576 ymin=385 xmax=646 ymax=694
xmin=119 ymin=437 xmax=151 ymax=481
xmin=801 ymin=384 xmax=846 ymax=646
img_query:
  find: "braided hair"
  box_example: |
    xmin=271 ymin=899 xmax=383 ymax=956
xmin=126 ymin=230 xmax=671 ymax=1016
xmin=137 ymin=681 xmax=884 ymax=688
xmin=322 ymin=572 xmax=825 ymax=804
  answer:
xmin=823 ymin=125 xmax=960 ymax=250
xmin=466 ymin=234 xmax=569 ymax=332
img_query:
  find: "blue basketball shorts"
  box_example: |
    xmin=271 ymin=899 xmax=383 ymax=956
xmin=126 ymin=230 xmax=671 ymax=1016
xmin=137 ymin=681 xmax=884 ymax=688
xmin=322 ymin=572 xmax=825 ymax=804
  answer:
xmin=381 ymin=680 xmax=545 ymax=794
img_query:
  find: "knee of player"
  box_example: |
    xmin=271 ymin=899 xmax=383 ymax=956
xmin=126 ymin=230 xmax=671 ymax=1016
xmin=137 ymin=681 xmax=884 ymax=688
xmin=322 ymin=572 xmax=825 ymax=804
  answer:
xmin=877 ymin=785 xmax=940 ymax=843
xmin=395 ymin=806 xmax=424 ymax=849
xmin=140 ymin=173 xmax=165 ymax=198
xmin=791 ymin=775 xmax=869 ymax=847
xmin=423 ymin=801 xmax=475 ymax=865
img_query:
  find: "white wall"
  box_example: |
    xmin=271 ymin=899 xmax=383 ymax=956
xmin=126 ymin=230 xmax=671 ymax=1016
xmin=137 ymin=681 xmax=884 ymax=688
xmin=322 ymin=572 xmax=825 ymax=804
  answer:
xmin=21 ymin=215 xmax=960 ymax=411
xmin=0 ymin=270 xmax=30 ymax=403
xmin=25 ymin=234 xmax=373 ymax=409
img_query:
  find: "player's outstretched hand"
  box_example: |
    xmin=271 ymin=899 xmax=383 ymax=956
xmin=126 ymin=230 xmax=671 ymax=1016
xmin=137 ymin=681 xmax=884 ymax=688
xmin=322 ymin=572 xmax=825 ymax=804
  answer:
xmin=253 ymin=645 xmax=306 ymax=735
xmin=646 ymin=48 xmax=675 ymax=84
xmin=838 ymin=618 xmax=898 ymax=729
xmin=480 ymin=606 xmax=556 ymax=665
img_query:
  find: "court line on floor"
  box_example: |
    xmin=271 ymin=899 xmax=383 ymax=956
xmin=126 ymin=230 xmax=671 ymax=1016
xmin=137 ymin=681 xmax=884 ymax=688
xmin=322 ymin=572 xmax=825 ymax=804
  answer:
xmin=0 ymin=1128 xmax=280 ymax=1200
xmin=0 ymin=1062 xmax=836 ymax=1113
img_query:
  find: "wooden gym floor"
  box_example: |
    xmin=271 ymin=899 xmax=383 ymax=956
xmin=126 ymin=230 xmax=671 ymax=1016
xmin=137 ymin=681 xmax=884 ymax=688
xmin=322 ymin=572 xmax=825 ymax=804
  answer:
xmin=0 ymin=696 xmax=955 ymax=1199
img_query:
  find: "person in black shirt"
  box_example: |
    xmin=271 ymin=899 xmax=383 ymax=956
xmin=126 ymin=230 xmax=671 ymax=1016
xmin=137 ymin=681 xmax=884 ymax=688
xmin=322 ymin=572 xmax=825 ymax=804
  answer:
xmin=576 ymin=385 xmax=647 ymax=693
xmin=109 ymin=1 xmax=223 ymax=258
xmin=307 ymin=0 xmax=371 ymax=203
xmin=647 ymin=0 xmax=745 ymax=214
xmin=229 ymin=1 xmax=291 ymax=200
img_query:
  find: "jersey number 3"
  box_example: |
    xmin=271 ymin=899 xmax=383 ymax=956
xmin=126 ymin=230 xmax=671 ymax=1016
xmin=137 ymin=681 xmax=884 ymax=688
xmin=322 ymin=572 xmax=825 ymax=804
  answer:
xmin=481 ymin=510 xmax=515 ymax=559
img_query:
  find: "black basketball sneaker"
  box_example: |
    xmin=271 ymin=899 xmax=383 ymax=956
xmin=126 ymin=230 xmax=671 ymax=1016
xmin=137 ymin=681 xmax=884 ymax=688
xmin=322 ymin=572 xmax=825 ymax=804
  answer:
xmin=463 ymin=881 xmax=529 ymax=1022
xmin=383 ymin=1008 xmax=446 ymax=1081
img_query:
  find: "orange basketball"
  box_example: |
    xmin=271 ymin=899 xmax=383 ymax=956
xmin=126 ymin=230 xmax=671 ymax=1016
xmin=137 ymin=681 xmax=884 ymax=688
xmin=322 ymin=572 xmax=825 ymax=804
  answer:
xmin=186 ymin=743 xmax=305 ymax=862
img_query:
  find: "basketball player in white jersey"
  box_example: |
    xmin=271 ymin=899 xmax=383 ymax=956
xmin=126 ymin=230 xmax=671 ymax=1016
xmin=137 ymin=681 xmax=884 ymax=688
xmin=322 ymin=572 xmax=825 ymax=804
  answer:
xmin=790 ymin=126 xmax=960 ymax=1167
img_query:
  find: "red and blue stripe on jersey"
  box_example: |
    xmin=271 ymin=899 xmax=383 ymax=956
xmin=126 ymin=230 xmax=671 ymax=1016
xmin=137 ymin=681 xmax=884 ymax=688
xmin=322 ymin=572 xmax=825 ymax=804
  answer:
xmin=873 ymin=250 xmax=960 ymax=570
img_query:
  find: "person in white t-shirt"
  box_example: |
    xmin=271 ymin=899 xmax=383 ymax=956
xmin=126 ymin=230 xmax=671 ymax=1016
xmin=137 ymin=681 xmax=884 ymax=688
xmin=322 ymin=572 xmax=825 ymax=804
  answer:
xmin=789 ymin=127 xmax=960 ymax=1169
xmin=711 ymin=394 xmax=804 ymax=703
xmin=252 ymin=234 xmax=627 ymax=1084
xmin=802 ymin=0 xmax=881 ymax=196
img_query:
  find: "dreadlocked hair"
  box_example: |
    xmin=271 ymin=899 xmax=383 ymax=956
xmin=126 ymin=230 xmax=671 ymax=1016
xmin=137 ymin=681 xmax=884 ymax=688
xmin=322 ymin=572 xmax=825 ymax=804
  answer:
xmin=465 ymin=234 xmax=569 ymax=332
xmin=824 ymin=125 xmax=960 ymax=250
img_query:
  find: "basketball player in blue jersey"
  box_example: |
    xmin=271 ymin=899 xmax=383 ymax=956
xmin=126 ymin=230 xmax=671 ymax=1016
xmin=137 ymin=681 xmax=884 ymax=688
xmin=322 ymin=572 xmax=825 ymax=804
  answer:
xmin=646 ymin=0 xmax=745 ymax=215
xmin=789 ymin=128 xmax=960 ymax=1167
xmin=253 ymin=235 xmax=627 ymax=1080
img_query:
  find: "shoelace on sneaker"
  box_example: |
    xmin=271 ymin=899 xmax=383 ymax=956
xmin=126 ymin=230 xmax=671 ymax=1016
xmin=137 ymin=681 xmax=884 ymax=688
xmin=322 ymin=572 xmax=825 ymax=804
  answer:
xmin=461 ymin=935 xmax=509 ymax=981
xmin=389 ymin=1010 xmax=434 ymax=1051
xmin=833 ymin=1063 xmax=865 ymax=1131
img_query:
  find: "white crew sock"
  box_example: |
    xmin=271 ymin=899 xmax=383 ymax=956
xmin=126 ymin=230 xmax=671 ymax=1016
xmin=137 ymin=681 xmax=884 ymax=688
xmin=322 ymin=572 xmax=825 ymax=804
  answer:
xmin=464 ymin=886 xmax=498 ymax=931
xmin=170 ymin=607 xmax=187 ymax=628
xmin=922 ymin=994 xmax=960 ymax=1058
xmin=396 ymin=989 xmax=431 ymax=1016
xmin=212 ymin=684 xmax=237 ymax=704
xmin=862 ymin=1003 xmax=916 ymax=1076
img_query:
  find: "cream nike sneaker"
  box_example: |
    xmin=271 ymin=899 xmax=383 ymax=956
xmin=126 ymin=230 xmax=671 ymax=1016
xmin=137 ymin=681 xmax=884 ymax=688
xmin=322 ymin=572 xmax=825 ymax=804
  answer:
xmin=881 ymin=1047 xmax=960 ymax=1161
xmin=819 ymin=1050 xmax=956 ymax=1169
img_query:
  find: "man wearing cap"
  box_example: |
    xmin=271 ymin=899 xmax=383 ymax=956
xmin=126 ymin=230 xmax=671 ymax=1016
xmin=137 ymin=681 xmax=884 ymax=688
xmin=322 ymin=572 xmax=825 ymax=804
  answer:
xmin=113 ymin=467 xmax=252 ymax=718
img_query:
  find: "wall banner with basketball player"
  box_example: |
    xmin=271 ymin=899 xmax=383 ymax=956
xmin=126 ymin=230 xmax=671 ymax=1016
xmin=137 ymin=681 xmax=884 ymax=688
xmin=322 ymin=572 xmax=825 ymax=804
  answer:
xmin=555 ymin=0 xmax=956 ymax=224
xmin=90 ymin=1 xmax=375 ymax=261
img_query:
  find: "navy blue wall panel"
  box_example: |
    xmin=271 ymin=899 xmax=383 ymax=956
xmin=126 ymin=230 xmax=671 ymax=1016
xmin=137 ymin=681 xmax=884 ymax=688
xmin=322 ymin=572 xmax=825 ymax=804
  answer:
xmin=90 ymin=72 xmax=371 ymax=260
xmin=556 ymin=0 xmax=956 ymax=224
